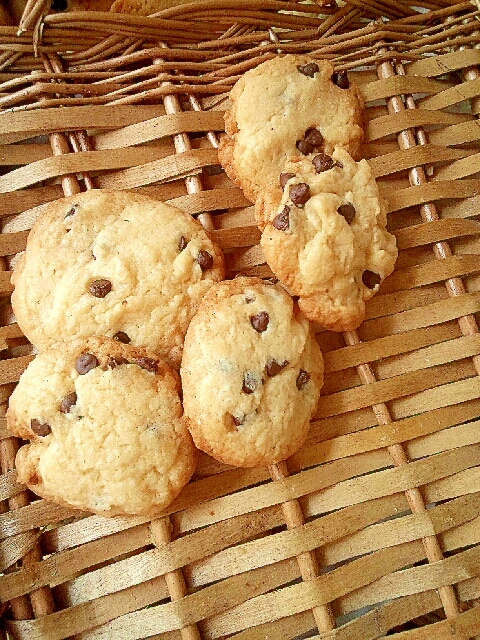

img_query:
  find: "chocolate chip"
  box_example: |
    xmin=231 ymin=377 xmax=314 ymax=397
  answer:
xmin=31 ymin=419 xmax=51 ymax=436
xmin=231 ymin=414 xmax=244 ymax=427
xmin=362 ymin=270 xmax=381 ymax=289
xmin=113 ymin=331 xmax=130 ymax=344
xmin=312 ymin=153 xmax=335 ymax=173
xmin=280 ymin=172 xmax=295 ymax=189
xmin=107 ymin=356 xmax=129 ymax=369
xmin=178 ymin=236 xmax=188 ymax=252
xmin=242 ymin=372 xmax=259 ymax=394
xmin=250 ymin=311 xmax=269 ymax=333
xmin=64 ymin=205 xmax=77 ymax=218
xmin=272 ymin=206 xmax=290 ymax=231
xmin=332 ymin=70 xmax=350 ymax=89
xmin=296 ymin=138 xmax=314 ymax=155
xmin=297 ymin=62 xmax=319 ymax=78
xmin=75 ymin=353 xmax=98 ymax=375
xmin=60 ymin=392 xmax=77 ymax=414
xmin=197 ymin=250 xmax=213 ymax=271
xmin=265 ymin=358 xmax=288 ymax=377
xmin=89 ymin=279 xmax=112 ymax=298
xmin=338 ymin=203 xmax=356 ymax=225
xmin=304 ymin=128 xmax=323 ymax=149
xmin=134 ymin=357 xmax=158 ymax=373
xmin=296 ymin=370 xmax=310 ymax=390
xmin=245 ymin=294 xmax=255 ymax=304
xmin=289 ymin=183 xmax=310 ymax=207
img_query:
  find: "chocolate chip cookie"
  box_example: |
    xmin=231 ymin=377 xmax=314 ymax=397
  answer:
xmin=11 ymin=189 xmax=225 ymax=368
xmin=259 ymin=148 xmax=398 ymax=332
xmin=181 ymin=277 xmax=324 ymax=467
xmin=7 ymin=337 xmax=196 ymax=516
xmin=218 ymin=55 xmax=363 ymax=204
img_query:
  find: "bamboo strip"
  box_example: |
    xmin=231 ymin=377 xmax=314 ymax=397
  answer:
xmin=368 ymin=145 xmax=471 ymax=178
xmin=361 ymin=75 xmax=453 ymax=102
xmin=434 ymin=152 xmax=480 ymax=181
xmin=94 ymin=111 xmax=224 ymax=149
xmin=366 ymin=109 xmax=469 ymax=141
xmin=324 ymin=322 xmax=462 ymax=371
xmin=229 ymin=591 xmax=440 ymax=640
xmin=205 ymin=544 xmax=477 ymax=639
xmin=0 ymin=146 xmax=199 ymax=192
xmin=95 ymin=147 xmax=218 ymax=190
xmin=429 ymin=120 xmax=480 ymax=146
xmin=419 ymin=76 xmax=480 ymax=111
xmin=0 ymin=104 xmax=166 ymax=136
xmin=394 ymin=219 xmax=480 ymax=250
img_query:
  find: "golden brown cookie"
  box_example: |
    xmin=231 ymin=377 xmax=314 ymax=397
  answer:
xmin=12 ymin=189 xmax=225 ymax=368
xmin=181 ymin=277 xmax=324 ymax=468
xmin=218 ymin=55 xmax=364 ymax=204
xmin=7 ymin=337 xmax=196 ymax=517
xmin=259 ymin=148 xmax=397 ymax=332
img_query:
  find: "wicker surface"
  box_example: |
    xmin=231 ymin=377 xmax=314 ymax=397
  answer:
xmin=0 ymin=1 xmax=480 ymax=638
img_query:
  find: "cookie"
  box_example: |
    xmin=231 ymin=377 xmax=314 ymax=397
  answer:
xmin=7 ymin=337 xmax=196 ymax=517
xmin=259 ymin=148 xmax=398 ymax=332
xmin=218 ymin=55 xmax=364 ymax=204
xmin=11 ymin=189 xmax=225 ymax=368
xmin=181 ymin=277 xmax=324 ymax=468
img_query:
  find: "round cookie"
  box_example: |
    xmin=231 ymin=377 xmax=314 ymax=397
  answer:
xmin=7 ymin=337 xmax=196 ymax=517
xmin=218 ymin=54 xmax=364 ymax=204
xmin=181 ymin=277 xmax=324 ymax=468
xmin=259 ymin=148 xmax=398 ymax=332
xmin=11 ymin=189 xmax=225 ymax=368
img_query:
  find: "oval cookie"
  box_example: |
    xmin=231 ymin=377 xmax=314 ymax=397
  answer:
xmin=181 ymin=277 xmax=324 ymax=467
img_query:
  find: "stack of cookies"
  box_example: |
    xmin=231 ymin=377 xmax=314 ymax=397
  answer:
xmin=219 ymin=55 xmax=398 ymax=332
xmin=7 ymin=187 xmax=325 ymax=516
xmin=7 ymin=190 xmax=226 ymax=516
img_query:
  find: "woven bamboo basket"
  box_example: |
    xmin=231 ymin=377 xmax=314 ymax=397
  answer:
xmin=0 ymin=0 xmax=480 ymax=638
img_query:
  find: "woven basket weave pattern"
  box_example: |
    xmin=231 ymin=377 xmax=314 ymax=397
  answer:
xmin=0 ymin=1 xmax=479 ymax=638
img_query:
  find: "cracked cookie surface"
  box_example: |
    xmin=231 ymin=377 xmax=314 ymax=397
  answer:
xmin=7 ymin=337 xmax=196 ymax=516
xmin=11 ymin=189 xmax=224 ymax=368
xmin=218 ymin=55 xmax=363 ymax=204
xmin=181 ymin=277 xmax=324 ymax=467
xmin=259 ymin=148 xmax=398 ymax=332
